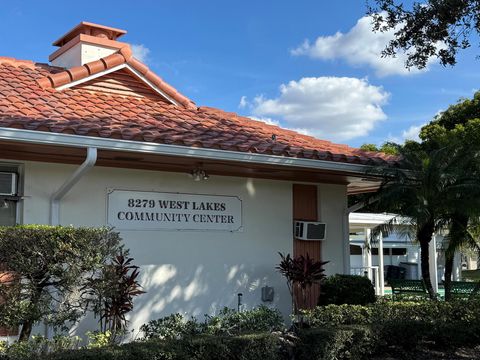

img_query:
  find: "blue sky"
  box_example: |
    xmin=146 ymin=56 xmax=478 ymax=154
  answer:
xmin=1 ymin=0 xmax=478 ymax=147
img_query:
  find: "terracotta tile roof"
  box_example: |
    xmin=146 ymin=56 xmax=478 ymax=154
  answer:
xmin=0 ymin=55 xmax=398 ymax=167
xmin=37 ymin=46 xmax=196 ymax=109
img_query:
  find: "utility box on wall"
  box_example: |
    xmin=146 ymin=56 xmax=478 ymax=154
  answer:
xmin=261 ymin=286 xmax=274 ymax=302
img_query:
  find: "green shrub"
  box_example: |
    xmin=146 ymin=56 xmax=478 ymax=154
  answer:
xmin=0 ymin=335 xmax=81 ymax=360
xmin=295 ymin=326 xmax=377 ymax=360
xmin=203 ymin=306 xmax=284 ymax=336
xmin=140 ymin=305 xmax=284 ymax=339
xmin=140 ymin=313 xmax=200 ymax=340
xmin=301 ymin=304 xmax=373 ymax=326
xmin=0 ymin=225 xmax=123 ymax=341
xmin=44 ymin=334 xmax=281 ymax=360
xmin=302 ymin=299 xmax=480 ymax=350
xmin=318 ymin=275 xmax=376 ymax=306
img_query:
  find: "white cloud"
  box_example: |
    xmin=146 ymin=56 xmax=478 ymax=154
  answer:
xmin=239 ymin=96 xmax=248 ymax=109
xmin=291 ymin=15 xmax=434 ymax=77
xmin=131 ymin=44 xmax=151 ymax=63
xmin=387 ymin=122 xmax=427 ymax=144
xmin=250 ymin=77 xmax=389 ymax=141
xmin=402 ymin=124 xmax=423 ymax=141
xmin=248 ymin=115 xmax=310 ymax=135
xmin=248 ymin=115 xmax=279 ymax=127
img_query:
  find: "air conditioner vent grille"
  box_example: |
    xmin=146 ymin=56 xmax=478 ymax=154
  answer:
xmin=294 ymin=221 xmax=326 ymax=241
xmin=0 ymin=172 xmax=17 ymax=196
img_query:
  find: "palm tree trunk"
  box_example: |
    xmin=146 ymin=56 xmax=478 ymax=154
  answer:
xmin=445 ymin=214 xmax=469 ymax=301
xmin=444 ymin=253 xmax=454 ymax=301
xmin=420 ymin=239 xmax=436 ymax=299
xmin=418 ymin=221 xmax=436 ymax=299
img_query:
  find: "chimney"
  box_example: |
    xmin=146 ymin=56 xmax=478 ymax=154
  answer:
xmin=49 ymin=22 xmax=128 ymax=68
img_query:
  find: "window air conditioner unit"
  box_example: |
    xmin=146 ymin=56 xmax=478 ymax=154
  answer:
xmin=294 ymin=221 xmax=327 ymax=241
xmin=0 ymin=172 xmax=17 ymax=196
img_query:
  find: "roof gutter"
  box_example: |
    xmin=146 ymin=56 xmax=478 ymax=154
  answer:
xmin=0 ymin=127 xmax=374 ymax=175
xmin=50 ymin=147 xmax=97 ymax=225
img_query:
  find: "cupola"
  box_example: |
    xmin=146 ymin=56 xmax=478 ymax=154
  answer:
xmin=49 ymin=22 xmax=129 ymax=68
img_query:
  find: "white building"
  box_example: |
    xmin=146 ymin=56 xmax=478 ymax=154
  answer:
xmin=0 ymin=22 xmax=397 ymax=337
xmin=349 ymin=212 xmax=462 ymax=295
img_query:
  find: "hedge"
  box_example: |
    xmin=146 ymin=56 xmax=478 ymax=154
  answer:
xmin=295 ymin=326 xmax=376 ymax=360
xmin=318 ymin=275 xmax=376 ymax=306
xmin=302 ymin=300 xmax=480 ymax=349
xmin=3 ymin=301 xmax=480 ymax=359
xmin=42 ymin=334 xmax=281 ymax=360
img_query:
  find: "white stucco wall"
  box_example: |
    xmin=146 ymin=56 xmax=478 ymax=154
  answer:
xmin=8 ymin=160 xmax=347 ymax=334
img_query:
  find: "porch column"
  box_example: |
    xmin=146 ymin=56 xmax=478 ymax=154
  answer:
xmin=429 ymin=234 xmax=439 ymax=294
xmin=342 ymin=209 xmax=351 ymax=274
xmin=365 ymin=228 xmax=372 ymax=280
xmin=377 ymin=232 xmax=385 ymax=295
xmin=453 ymin=251 xmax=462 ymax=281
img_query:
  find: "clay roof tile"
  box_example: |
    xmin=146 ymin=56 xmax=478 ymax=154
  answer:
xmin=0 ymin=56 xmax=399 ymax=167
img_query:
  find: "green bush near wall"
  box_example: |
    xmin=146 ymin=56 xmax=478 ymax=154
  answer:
xmin=318 ymin=275 xmax=376 ymax=306
xmin=41 ymin=334 xmax=281 ymax=360
xmin=302 ymin=300 xmax=480 ymax=350
xmin=295 ymin=325 xmax=377 ymax=360
xmin=3 ymin=301 xmax=480 ymax=359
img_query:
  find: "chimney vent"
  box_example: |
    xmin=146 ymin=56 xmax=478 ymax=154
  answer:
xmin=49 ymin=22 xmax=129 ymax=69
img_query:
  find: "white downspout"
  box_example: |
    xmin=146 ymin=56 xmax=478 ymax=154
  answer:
xmin=45 ymin=147 xmax=96 ymax=339
xmin=49 ymin=147 xmax=97 ymax=225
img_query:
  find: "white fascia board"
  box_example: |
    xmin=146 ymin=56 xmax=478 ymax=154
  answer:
xmin=349 ymin=212 xmax=411 ymax=226
xmin=125 ymin=64 xmax=178 ymax=106
xmin=0 ymin=127 xmax=373 ymax=175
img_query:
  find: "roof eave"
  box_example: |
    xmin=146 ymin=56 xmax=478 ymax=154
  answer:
xmin=0 ymin=127 xmax=376 ymax=176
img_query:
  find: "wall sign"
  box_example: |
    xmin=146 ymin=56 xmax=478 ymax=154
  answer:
xmin=107 ymin=189 xmax=242 ymax=231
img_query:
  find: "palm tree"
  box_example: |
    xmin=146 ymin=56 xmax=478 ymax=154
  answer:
xmin=369 ymin=143 xmax=471 ymax=299
xmin=443 ymin=212 xmax=480 ymax=300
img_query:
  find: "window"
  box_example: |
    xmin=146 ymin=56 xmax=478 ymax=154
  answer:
xmin=0 ymin=164 xmax=20 ymax=336
xmin=0 ymin=164 xmax=20 ymax=226
xmin=371 ymin=248 xmax=390 ymax=255
xmin=391 ymin=248 xmax=407 ymax=256
xmin=350 ymin=245 xmax=362 ymax=255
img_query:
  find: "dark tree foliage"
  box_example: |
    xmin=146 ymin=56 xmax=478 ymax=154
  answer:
xmin=368 ymin=0 xmax=480 ymax=68
xmin=420 ymin=91 xmax=480 ymax=135
xmin=359 ymin=142 xmax=401 ymax=155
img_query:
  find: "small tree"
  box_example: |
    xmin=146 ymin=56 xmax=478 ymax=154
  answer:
xmin=0 ymin=225 xmax=122 ymax=341
xmin=276 ymin=253 xmax=328 ymax=314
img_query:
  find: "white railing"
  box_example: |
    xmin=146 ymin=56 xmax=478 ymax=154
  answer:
xmin=350 ymin=266 xmax=381 ymax=295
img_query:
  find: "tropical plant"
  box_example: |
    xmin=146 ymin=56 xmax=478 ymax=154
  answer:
xmin=368 ymin=142 xmax=476 ymax=299
xmin=85 ymin=251 xmax=145 ymax=336
xmin=0 ymin=225 xmax=122 ymax=341
xmin=276 ymin=253 xmax=328 ymax=314
xmin=419 ymin=94 xmax=480 ymax=300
